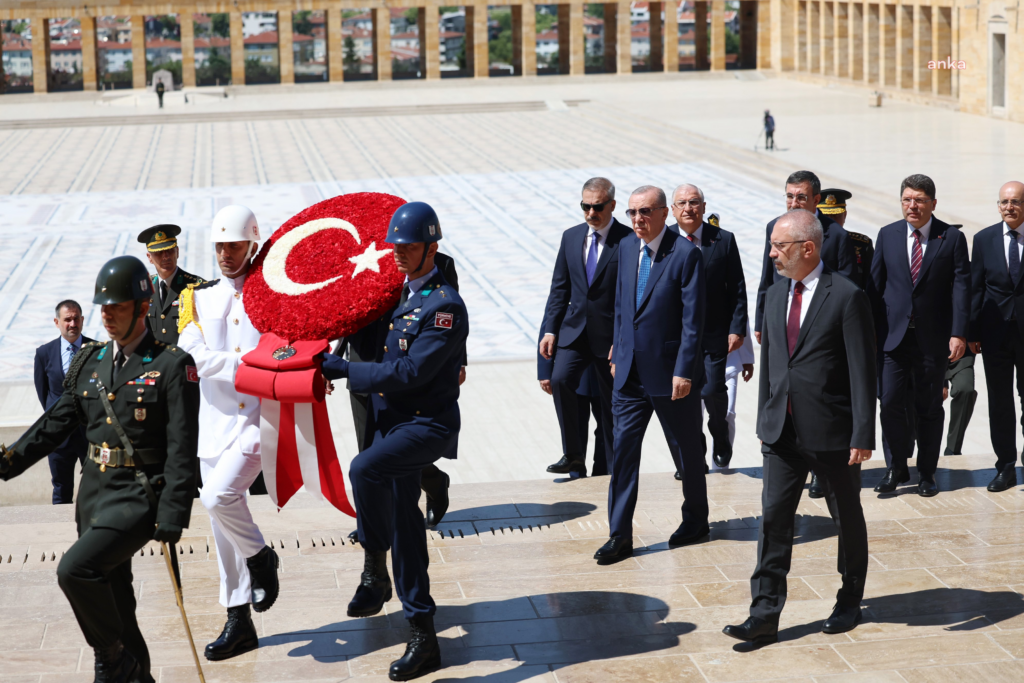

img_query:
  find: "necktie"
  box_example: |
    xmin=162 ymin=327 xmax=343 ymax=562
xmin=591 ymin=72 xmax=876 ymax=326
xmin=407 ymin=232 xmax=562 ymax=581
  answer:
xmin=686 ymin=234 xmax=697 ymax=246
xmin=1010 ymin=230 xmax=1021 ymax=286
xmin=636 ymin=246 xmax=652 ymax=309
xmin=113 ymin=349 xmax=125 ymax=382
xmin=160 ymin=281 xmax=169 ymax=306
xmin=585 ymin=232 xmax=599 ymax=286
xmin=64 ymin=343 xmax=78 ymax=374
xmin=399 ymin=284 xmax=410 ymax=309
xmin=787 ymin=282 xmax=805 ymax=357
xmin=910 ymin=229 xmax=923 ymax=286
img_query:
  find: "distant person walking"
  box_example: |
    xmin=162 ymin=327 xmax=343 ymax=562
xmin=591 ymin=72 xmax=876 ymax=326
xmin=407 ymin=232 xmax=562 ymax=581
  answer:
xmin=764 ymin=110 xmax=775 ymax=150
xmin=156 ymin=81 xmax=165 ymax=109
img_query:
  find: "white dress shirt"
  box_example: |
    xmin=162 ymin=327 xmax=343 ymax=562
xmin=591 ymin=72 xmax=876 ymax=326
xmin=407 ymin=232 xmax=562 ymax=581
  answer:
xmin=158 ymin=267 xmax=179 ymax=305
xmin=177 ymin=274 xmax=261 ymax=459
xmin=405 ymin=266 xmax=438 ymax=298
xmin=60 ymin=334 xmax=83 ymax=375
xmin=787 ymin=260 xmax=824 ymax=328
xmin=583 ymin=217 xmax=613 ymax=266
xmin=679 ymin=223 xmax=704 ymax=247
xmin=1004 ymin=221 xmax=1024 ymax=270
xmin=906 ymin=218 xmax=933 ymax=267
xmin=638 ymin=226 xmax=668 ymax=276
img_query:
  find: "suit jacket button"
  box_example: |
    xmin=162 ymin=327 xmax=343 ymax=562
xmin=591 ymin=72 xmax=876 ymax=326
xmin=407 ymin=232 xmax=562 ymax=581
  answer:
xmin=633 ymin=323 xmax=638 ymax=330
xmin=384 ymin=346 xmax=388 ymax=352
xmin=161 ymin=314 xmax=166 ymax=319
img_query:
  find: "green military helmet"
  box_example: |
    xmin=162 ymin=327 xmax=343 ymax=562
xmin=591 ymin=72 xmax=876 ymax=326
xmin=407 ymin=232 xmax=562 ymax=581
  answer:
xmin=93 ymin=255 xmax=154 ymax=305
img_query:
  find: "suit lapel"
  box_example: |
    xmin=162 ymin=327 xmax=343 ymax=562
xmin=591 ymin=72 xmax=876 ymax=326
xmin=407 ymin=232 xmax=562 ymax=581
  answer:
xmin=791 ymin=269 xmax=831 ymax=358
xmin=637 ymin=229 xmax=676 ymax=315
xmin=590 ymin=220 xmax=624 ymax=286
xmin=623 ymin=237 xmax=639 ymax=319
xmin=570 ymin=225 xmax=589 ymax=291
xmin=915 ymin=219 xmax=947 ymax=288
xmin=700 ymin=222 xmax=720 ymax=262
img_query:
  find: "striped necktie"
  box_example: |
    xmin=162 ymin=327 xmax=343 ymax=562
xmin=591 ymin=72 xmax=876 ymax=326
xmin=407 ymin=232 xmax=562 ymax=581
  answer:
xmin=910 ymin=229 xmax=923 ymax=286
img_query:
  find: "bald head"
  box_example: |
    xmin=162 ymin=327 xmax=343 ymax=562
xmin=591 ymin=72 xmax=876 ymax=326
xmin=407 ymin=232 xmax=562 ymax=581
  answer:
xmin=1000 ymin=181 xmax=1024 ymax=230
xmin=770 ymin=209 xmax=822 ymax=281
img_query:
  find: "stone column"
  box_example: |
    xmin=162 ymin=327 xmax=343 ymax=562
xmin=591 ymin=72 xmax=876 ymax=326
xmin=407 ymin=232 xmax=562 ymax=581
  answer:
xmin=131 ymin=16 xmax=147 ymax=88
xmin=820 ymin=0 xmax=833 ymax=75
xmin=180 ymin=12 xmax=197 ymax=87
xmin=772 ymin=0 xmax=795 ymax=71
xmin=617 ymin=0 xmax=632 ymax=73
xmin=795 ymin=1 xmax=804 ymax=70
xmin=807 ymin=1 xmax=818 ymax=72
xmin=881 ymin=4 xmax=896 ymax=87
xmin=695 ymin=1 xmax=709 ymax=70
xmin=279 ymin=11 xmax=294 ymax=84
xmin=568 ymin=1 xmax=585 ymax=75
xmin=710 ymin=0 xmax=726 ymax=70
xmin=757 ymin=0 xmax=772 ymax=69
xmin=470 ymin=4 xmax=489 ymax=77
xmin=327 ymin=9 xmax=343 ymax=82
xmin=649 ymin=2 xmax=664 ymax=72
xmin=419 ymin=7 xmax=440 ymax=79
xmin=80 ymin=15 xmax=99 ymax=91
xmin=664 ymin=2 xmax=679 ymax=72
xmin=866 ymin=2 xmax=879 ymax=83
xmin=230 ymin=11 xmax=245 ymax=85
xmin=518 ymin=3 xmax=537 ymax=75
xmin=914 ymin=4 xmax=930 ymax=92
xmin=896 ymin=3 xmax=912 ymax=90
xmin=834 ymin=1 xmax=847 ymax=77
xmin=30 ymin=17 xmax=51 ymax=93
xmin=935 ymin=6 xmax=952 ymax=95
xmin=604 ymin=3 xmax=618 ymax=73
xmin=849 ymin=1 xmax=863 ymax=80
xmin=375 ymin=7 xmax=392 ymax=80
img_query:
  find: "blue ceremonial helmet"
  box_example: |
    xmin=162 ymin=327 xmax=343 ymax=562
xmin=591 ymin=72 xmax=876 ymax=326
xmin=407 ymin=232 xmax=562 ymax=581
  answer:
xmin=386 ymin=202 xmax=442 ymax=245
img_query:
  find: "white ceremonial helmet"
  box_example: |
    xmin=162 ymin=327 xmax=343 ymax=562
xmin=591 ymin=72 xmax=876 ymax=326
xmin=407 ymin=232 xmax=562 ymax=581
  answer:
xmin=211 ymin=204 xmax=260 ymax=259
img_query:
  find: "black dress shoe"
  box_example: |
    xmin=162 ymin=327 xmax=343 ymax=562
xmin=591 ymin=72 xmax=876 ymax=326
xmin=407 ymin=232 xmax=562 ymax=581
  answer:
xmin=348 ymin=549 xmax=393 ymax=617
xmin=713 ymin=451 xmax=732 ymax=468
xmin=668 ymin=521 xmax=710 ymax=547
xmin=674 ymin=469 xmax=683 ymax=481
xmin=245 ymin=545 xmax=280 ymax=613
xmin=874 ymin=467 xmax=910 ymax=493
xmin=593 ymin=536 xmax=633 ymax=564
xmin=204 ymin=605 xmax=259 ymax=661
xmin=988 ymin=468 xmax=1018 ymax=492
xmin=94 ymin=641 xmax=141 ymax=683
xmin=547 ymin=456 xmax=587 ymax=478
xmin=422 ymin=470 xmax=450 ymax=528
xmin=722 ymin=616 xmax=778 ymax=645
xmin=348 ymin=529 xmax=360 ymax=543
xmin=389 ymin=614 xmax=441 ymax=681
xmin=917 ymin=477 xmax=938 ymax=497
xmin=808 ymin=473 xmax=825 ymax=499
xmin=822 ymin=604 xmax=862 ymax=634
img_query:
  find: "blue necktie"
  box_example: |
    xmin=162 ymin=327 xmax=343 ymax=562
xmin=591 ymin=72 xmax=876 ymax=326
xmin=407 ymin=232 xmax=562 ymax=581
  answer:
xmin=585 ymin=232 xmax=599 ymax=285
xmin=64 ymin=343 xmax=78 ymax=375
xmin=1010 ymin=229 xmax=1021 ymax=286
xmin=636 ymin=246 xmax=652 ymax=309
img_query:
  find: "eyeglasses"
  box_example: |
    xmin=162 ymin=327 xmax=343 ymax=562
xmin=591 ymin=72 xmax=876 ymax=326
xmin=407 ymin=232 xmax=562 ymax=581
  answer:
xmin=625 ymin=206 xmax=666 ymax=219
xmin=580 ymin=201 xmax=610 ymax=213
xmin=901 ymin=197 xmax=932 ymax=206
xmin=999 ymin=199 xmax=1024 ymax=208
xmin=673 ymin=199 xmax=704 ymax=208
xmin=785 ymin=193 xmax=812 ymax=203
xmin=769 ymin=240 xmax=809 ymax=250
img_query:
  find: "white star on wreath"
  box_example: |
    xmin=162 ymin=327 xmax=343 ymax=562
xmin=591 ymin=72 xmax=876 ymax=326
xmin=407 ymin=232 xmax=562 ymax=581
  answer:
xmin=348 ymin=241 xmax=392 ymax=278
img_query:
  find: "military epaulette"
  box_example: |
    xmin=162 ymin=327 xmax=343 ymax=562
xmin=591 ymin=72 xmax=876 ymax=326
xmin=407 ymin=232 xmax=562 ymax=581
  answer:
xmin=183 ymin=272 xmax=207 ymax=285
xmin=848 ymin=232 xmax=872 ymax=244
xmin=194 ymin=279 xmax=219 ymax=290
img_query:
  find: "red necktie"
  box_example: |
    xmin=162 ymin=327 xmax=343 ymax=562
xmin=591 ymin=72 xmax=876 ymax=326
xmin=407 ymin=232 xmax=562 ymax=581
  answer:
xmin=787 ymin=281 xmax=805 ymax=357
xmin=910 ymin=229 xmax=923 ymax=285
xmin=686 ymin=234 xmax=697 ymax=245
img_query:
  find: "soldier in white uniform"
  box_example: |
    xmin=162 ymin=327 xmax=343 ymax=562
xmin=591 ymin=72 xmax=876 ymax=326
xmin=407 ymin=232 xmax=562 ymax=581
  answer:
xmin=178 ymin=205 xmax=280 ymax=661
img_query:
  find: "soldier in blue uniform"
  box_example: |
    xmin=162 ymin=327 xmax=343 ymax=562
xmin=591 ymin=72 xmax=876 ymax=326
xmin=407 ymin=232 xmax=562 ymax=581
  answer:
xmin=321 ymin=202 xmax=468 ymax=682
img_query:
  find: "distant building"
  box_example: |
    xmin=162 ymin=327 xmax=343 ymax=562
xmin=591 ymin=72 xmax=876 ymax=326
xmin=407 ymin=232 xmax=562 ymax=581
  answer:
xmin=194 ymin=36 xmax=231 ymax=67
xmin=2 ymin=32 xmax=33 ymax=78
xmin=243 ymin=30 xmax=280 ymax=66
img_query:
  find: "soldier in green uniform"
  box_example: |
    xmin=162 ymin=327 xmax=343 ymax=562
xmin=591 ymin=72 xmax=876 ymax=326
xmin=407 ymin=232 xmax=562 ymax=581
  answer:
xmin=819 ymin=189 xmax=874 ymax=290
xmin=138 ymin=224 xmax=205 ymax=345
xmin=943 ymin=224 xmax=978 ymax=455
xmin=0 ymin=255 xmax=200 ymax=683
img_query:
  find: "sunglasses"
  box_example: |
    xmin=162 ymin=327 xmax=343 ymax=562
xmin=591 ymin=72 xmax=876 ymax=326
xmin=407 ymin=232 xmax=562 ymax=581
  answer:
xmin=625 ymin=206 xmax=666 ymax=219
xmin=580 ymin=201 xmax=610 ymax=213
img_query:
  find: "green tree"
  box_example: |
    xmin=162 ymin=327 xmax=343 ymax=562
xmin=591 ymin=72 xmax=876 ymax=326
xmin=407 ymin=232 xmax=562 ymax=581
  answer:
xmin=293 ymin=11 xmax=314 ymax=37
xmin=343 ymin=36 xmax=360 ymax=73
xmin=403 ymin=8 xmax=419 ymax=25
xmin=212 ymin=13 xmax=230 ymax=38
xmin=536 ymin=11 xmax=556 ymax=32
xmin=725 ymin=28 xmax=739 ymax=54
xmin=584 ymin=4 xmax=605 ymax=18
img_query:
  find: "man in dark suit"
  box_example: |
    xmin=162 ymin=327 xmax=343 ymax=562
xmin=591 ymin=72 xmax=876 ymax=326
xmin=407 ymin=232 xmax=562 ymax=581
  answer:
xmin=540 ymin=178 xmax=632 ymax=478
xmin=872 ymin=174 xmax=971 ymax=497
xmin=723 ymin=209 xmax=875 ymax=644
xmin=33 ymin=300 xmax=94 ymax=504
xmin=594 ymin=185 xmax=706 ymax=565
xmin=969 ymin=181 xmax=1024 ymax=491
xmin=669 ymin=185 xmax=747 ymax=467
xmin=138 ymin=224 xmax=206 ymax=345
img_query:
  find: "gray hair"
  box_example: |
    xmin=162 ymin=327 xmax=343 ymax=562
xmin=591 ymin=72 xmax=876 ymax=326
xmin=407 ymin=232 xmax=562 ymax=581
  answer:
xmin=672 ymin=184 xmax=705 ymax=202
xmin=782 ymin=208 xmax=823 ymax=249
xmin=631 ymin=185 xmax=667 ymax=206
xmin=582 ymin=177 xmax=615 ymax=200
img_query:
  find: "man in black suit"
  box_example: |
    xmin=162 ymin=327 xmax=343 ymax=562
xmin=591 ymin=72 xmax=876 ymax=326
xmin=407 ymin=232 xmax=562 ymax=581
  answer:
xmin=969 ymin=181 xmax=1024 ymax=492
xmin=540 ymin=178 xmax=633 ymax=477
xmin=723 ymin=209 xmax=874 ymax=644
xmin=669 ymin=185 xmax=747 ymax=467
xmin=33 ymin=300 xmax=94 ymax=504
xmin=872 ymin=174 xmax=971 ymax=497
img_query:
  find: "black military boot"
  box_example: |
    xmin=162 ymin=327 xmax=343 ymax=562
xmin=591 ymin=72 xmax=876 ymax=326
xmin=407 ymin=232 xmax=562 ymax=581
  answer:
xmin=245 ymin=545 xmax=280 ymax=613
xmin=204 ymin=604 xmax=259 ymax=661
xmin=422 ymin=469 xmax=451 ymax=528
xmin=348 ymin=549 xmax=392 ymax=617
xmin=93 ymin=640 xmax=140 ymax=683
xmin=389 ymin=614 xmax=441 ymax=681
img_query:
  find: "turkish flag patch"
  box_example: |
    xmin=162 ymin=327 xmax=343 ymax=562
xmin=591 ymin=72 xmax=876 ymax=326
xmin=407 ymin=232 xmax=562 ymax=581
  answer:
xmin=186 ymin=366 xmax=199 ymax=383
xmin=434 ymin=312 xmax=453 ymax=329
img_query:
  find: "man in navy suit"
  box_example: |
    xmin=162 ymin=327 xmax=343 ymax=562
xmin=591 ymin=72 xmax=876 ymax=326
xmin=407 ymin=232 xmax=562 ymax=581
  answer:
xmin=32 ymin=300 xmax=93 ymax=504
xmin=669 ymin=185 xmax=747 ymax=468
xmin=969 ymin=181 xmax=1024 ymax=492
xmin=872 ymin=174 xmax=971 ymax=497
xmin=594 ymin=185 xmax=707 ymax=565
xmin=540 ymin=178 xmax=633 ymax=478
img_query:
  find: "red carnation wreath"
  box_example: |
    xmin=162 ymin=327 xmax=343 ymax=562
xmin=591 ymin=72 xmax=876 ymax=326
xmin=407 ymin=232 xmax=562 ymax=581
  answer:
xmin=244 ymin=192 xmax=406 ymax=341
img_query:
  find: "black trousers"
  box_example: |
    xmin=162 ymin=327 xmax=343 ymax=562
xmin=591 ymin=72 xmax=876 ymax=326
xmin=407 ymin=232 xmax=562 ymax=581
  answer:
xmin=750 ymin=416 xmax=868 ymax=624
xmin=575 ymin=393 xmax=607 ymax=476
xmin=944 ymin=357 xmax=976 ymax=456
xmin=702 ymin=350 xmax=731 ymax=456
xmin=982 ymin=326 xmax=1024 ymax=470
xmin=350 ymin=389 xmax=446 ymax=498
xmin=879 ymin=332 xmax=946 ymax=478
xmin=48 ymin=431 xmax=86 ymax=504
xmin=56 ymin=525 xmax=153 ymax=672
xmin=550 ymin=334 xmax=613 ymax=475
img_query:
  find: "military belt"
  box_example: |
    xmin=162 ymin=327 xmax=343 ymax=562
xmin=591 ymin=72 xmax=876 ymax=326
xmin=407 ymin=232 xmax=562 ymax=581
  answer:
xmin=88 ymin=443 xmax=161 ymax=469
